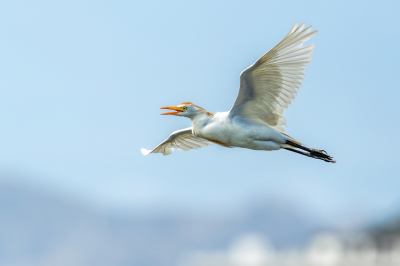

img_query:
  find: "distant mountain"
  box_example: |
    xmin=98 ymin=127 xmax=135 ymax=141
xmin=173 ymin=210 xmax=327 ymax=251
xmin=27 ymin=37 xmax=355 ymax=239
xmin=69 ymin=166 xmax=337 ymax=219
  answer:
xmin=367 ymin=214 xmax=400 ymax=250
xmin=0 ymin=178 xmax=324 ymax=266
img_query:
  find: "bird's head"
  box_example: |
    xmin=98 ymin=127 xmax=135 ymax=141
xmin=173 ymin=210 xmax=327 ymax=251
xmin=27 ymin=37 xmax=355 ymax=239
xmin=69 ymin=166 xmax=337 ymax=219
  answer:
xmin=161 ymin=102 xmax=213 ymax=119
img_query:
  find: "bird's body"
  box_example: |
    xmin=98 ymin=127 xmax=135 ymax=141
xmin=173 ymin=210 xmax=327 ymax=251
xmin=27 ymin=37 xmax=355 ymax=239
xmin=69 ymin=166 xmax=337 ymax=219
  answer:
xmin=191 ymin=111 xmax=285 ymax=151
xmin=142 ymin=22 xmax=335 ymax=163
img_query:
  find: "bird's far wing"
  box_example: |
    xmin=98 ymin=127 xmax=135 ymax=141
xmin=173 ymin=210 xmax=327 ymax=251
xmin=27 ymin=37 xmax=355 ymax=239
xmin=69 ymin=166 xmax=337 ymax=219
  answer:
xmin=229 ymin=22 xmax=317 ymax=132
xmin=141 ymin=127 xmax=214 ymax=156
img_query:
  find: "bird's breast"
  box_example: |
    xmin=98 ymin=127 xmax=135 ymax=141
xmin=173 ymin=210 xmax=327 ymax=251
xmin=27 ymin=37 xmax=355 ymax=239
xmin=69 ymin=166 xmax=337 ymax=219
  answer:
xmin=192 ymin=115 xmax=232 ymax=147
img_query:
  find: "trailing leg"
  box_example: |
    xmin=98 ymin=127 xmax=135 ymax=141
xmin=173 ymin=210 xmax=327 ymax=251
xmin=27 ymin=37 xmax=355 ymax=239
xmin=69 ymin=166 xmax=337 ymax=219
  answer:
xmin=285 ymin=140 xmax=336 ymax=163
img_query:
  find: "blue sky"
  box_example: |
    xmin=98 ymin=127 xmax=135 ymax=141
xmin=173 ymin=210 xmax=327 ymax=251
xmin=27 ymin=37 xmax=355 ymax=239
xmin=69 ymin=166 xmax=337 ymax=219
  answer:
xmin=1 ymin=0 xmax=399 ymax=225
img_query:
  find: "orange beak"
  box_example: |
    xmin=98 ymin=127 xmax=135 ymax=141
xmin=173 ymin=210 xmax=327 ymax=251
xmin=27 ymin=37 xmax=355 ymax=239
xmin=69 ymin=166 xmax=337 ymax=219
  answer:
xmin=160 ymin=106 xmax=182 ymax=115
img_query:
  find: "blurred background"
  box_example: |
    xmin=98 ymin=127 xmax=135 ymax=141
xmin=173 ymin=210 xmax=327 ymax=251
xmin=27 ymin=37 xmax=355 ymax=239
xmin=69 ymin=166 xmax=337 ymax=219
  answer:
xmin=1 ymin=0 xmax=400 ymax=265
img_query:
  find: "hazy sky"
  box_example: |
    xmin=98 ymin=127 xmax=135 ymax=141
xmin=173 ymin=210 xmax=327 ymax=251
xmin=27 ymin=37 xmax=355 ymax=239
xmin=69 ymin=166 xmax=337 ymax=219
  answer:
xmin=1 ymin=0 xmax=399 ymax=225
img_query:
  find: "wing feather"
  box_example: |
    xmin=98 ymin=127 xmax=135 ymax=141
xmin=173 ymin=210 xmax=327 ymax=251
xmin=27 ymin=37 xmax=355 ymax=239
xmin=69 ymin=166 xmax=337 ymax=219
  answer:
xmin=141 ymin=127 xmax=213 ymax=155
xmin=229 ymin=22 xmax=317 ymax=132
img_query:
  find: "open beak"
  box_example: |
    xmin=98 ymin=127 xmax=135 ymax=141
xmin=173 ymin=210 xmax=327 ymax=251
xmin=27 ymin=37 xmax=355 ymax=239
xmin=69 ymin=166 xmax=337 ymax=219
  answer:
xmin=160 ymin=106 xmax=182 ymax=115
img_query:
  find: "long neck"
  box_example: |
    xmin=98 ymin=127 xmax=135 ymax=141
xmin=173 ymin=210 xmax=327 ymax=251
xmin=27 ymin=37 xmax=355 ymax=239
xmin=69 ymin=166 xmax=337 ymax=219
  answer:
xmin=190 ymin=111 xmax=213 ymax=134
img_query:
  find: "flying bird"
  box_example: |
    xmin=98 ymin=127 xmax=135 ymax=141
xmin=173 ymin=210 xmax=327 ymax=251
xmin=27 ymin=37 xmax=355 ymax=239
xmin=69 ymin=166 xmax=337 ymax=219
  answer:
xmin=142 ymin=22 xmax=335 ymax=163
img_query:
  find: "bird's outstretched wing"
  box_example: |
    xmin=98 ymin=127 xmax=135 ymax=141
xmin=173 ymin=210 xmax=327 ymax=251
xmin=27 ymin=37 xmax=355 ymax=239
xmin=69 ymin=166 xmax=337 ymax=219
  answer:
xmin=229 ymin=22 xmax=317 ymax=132
xmin=141 ymin=127 xmax=213 ymax=155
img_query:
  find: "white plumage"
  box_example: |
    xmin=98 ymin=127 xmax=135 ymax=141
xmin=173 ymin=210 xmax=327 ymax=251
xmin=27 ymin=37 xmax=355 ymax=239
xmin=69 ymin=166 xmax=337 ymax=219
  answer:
xmin=141 ymin=127 xmax=213 ymax=156
xmin=232 ymin=23 xmax=317 ymax=133
xmin=142 ymin=22 xmax=335 ymax=163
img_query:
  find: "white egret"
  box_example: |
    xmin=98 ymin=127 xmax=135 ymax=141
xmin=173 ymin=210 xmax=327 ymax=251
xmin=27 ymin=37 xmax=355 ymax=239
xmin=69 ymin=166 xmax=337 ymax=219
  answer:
xmin=142 ymin=22 xmax=335 ymax=163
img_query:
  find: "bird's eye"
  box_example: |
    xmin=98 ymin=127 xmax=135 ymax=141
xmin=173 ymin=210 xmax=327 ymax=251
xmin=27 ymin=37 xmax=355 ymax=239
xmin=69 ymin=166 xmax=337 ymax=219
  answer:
xmin=182 ymin=107 xmax=187 ymax=111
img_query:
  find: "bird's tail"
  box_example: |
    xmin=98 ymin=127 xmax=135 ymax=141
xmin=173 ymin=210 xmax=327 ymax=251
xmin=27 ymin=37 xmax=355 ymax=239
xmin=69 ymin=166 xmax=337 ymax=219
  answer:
xmin=284 ymin=140 xmax=336 ymax=163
